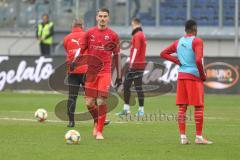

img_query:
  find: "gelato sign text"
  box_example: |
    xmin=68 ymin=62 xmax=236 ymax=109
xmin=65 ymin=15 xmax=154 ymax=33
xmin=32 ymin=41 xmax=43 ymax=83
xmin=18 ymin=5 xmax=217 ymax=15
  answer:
xmin=0 ymin=56 xmax=54 ymax=91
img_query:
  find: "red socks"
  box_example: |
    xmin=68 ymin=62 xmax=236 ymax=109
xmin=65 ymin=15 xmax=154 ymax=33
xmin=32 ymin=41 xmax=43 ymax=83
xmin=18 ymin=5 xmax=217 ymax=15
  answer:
xmin=178 ymin=105 xmax=187 ymax=135
xmin=87 ymin=105 xmax=98 ymax=123
xmin=194 ymin=106 xmax=204 ymax=136
xmin=88 ymin=104 xmax=107 ymax=133
xmin=178 ymin=105 xmax=204 ymax=136
xmin=97 ymin=105 xmax=107 ymax=133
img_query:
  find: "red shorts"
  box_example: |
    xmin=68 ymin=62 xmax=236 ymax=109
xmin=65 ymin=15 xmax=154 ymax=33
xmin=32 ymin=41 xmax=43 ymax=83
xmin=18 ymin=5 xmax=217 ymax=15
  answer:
xmin=176 ymin=79 xmax=204 ymax=106
xmin=85 ymin=72 xmax=111 ymax=98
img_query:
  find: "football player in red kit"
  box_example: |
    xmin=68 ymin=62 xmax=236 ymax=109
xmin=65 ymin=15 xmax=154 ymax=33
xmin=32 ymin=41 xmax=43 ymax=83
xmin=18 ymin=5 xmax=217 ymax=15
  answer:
xmin=64 ymin=18 xmax=111 ymax=128
xmin=160 ymin=20 xmax=213 ymax=145
xmin=117 ymin=18 xmax=146 ymax=116
xmin=63 ymin=18 xmax=87 ymax=127
xmin=84 ymin=8 xmax=122 ymax=140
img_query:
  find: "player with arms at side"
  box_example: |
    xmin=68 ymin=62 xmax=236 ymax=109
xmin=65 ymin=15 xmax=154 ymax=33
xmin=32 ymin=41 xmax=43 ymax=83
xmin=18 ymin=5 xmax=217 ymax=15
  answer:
xmin=117 ymin=18 xmax=146 ymax=116
xmin=63 ymin=18 xmax=87 ymax=127
xmin=160 ymin=20 xmax=213 ymax=145
xmin=84 ymin=8 xmax=122 ymax=140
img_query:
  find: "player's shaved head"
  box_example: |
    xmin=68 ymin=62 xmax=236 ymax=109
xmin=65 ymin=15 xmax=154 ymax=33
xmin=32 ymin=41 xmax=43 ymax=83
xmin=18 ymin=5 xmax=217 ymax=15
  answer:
xmin=72 ymin=18 xmax=84 ymax=28
xmin=185 ymin=20 xmax=197 ymax=34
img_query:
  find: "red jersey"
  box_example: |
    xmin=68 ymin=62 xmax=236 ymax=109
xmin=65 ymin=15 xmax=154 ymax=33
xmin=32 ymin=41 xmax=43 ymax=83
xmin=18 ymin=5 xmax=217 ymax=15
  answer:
xmin=160 ymin=34 xmax=206 ymax=81
xmin=86 ymin=26 xmax=120 ymax=74
xmin=63 ymin=27 xmax=87 ymax=74
xmin=130 ymin=28 xmax=147 ymax=70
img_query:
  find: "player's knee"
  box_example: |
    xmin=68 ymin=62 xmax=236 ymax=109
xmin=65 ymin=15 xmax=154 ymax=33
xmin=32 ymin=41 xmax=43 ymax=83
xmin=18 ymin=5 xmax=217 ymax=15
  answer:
xmin=97 ymin=97 xmax=106 ymax=105
xmin=85 ymin=97 xmax=95 ymax=107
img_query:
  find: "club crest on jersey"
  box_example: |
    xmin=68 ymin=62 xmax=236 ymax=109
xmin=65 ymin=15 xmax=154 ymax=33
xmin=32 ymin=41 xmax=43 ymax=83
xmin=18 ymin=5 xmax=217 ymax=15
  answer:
xmin=104 ymin=35 xmax=110 ymax=41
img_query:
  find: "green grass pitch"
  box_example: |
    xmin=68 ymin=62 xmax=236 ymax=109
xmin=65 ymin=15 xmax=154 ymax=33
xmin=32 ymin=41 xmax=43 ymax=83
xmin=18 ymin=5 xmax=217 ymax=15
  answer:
xmin=0 ymin=91 xmax=240 ymax=160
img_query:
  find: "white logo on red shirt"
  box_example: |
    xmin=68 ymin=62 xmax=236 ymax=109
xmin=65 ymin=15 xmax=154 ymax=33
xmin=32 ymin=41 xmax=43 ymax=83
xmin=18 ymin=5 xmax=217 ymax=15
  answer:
xmin=104 ymin=35 xmax=110 ymax=41
xmin=71 ymin=38 xmax=80 ymax=46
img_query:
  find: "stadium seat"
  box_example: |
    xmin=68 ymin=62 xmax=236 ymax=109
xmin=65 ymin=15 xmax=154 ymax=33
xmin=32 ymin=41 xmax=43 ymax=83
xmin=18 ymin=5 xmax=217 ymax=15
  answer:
xmin=159 ymin=0 xmax=186 ymax=26
xmin=223 ymin=0 xmax=240 ymax=25
xmin=139 ymin=12 xmax=156 ymax=26
xmin=191 ymin=0 xmax=219 ymax=26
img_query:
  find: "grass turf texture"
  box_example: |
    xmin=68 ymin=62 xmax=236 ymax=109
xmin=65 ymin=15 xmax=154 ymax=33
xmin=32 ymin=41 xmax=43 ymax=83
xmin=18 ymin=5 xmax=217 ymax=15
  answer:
xmin=0 ymin=92 xmax=240 ymax=160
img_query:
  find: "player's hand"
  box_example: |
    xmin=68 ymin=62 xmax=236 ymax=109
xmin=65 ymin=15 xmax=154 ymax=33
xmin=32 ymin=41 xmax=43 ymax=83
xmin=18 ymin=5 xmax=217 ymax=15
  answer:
xmin=70 ymin=61 xmax=76 ymax=71
xmin=201 ymin=74 xmax=206 ymax=81
xmin=128 ymin=68 xmax=136 ymax=73
xmin=114 ymin=78 xmax=122 ymax=88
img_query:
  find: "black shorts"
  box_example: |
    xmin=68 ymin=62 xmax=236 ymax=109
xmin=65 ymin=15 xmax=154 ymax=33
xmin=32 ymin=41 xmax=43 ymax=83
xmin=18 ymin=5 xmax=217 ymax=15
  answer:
xmin=68 ymin=73 xmax=85 ymax=86
xmin=68 ymin=73 xmax=85 ymax=96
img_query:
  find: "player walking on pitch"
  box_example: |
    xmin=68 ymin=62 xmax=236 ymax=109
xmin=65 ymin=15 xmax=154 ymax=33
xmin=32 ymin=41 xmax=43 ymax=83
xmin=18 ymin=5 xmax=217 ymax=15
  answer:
xmin=84 ymin=8 xmax=122 ymax=140
xmin=160 ymin=20 xmax=213 ymax=145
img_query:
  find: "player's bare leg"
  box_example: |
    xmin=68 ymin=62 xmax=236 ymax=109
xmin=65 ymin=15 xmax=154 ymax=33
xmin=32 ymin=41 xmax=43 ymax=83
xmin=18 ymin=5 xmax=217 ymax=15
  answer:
xmin=194 ymin=106 xmax=213 ymax=144
xmin=178 ymin=105 xmax=190 ymax=144
xmin=96 ymin=97 xmax=107 ymax=140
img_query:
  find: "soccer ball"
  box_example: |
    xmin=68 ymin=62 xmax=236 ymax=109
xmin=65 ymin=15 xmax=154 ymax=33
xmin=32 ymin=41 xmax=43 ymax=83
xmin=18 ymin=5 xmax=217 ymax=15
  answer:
xmin=64 ymin=130 xmax=81 ymax=144
xmin=34 ymin=109 xmax=48 ymax=122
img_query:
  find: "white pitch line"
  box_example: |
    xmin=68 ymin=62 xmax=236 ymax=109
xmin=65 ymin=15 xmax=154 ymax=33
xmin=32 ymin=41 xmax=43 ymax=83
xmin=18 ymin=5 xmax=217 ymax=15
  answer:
xmin=205 ymin=117 xmax=225 ymax=120
xmin=0 ymin=110 xmax=55 ymax=114
xmin=0 ymin=117 xmax=64 ymax=123
xmin=0 ymin=110 xmax=240 ymax=124
xmin=0 ymin=117 xmax=239 ymax=127
xmin=0 ymin=117 xmax=128 ymax=124
xmin=0 ymin=117 xmax=240 ymax=127
xmin=1 ymin=111 xmax=239 ymax=121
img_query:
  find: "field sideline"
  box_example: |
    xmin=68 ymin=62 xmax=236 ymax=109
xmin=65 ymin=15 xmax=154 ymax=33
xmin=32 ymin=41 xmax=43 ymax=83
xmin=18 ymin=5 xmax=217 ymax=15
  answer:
xmin=0 ymin=91 xmax=240 ymax=160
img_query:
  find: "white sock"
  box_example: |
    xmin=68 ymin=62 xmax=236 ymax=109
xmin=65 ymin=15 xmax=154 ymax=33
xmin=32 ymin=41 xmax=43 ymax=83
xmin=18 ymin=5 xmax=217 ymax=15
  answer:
xmin=196 ymin=135 xmax=203 ymax=139
xmin=138 ymin=106 xmax=144 ymax=112
xmin=180 ymin=134 xmax=187 ymax=139
xmin=123 ymin=104 xmax=130 ymax=111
